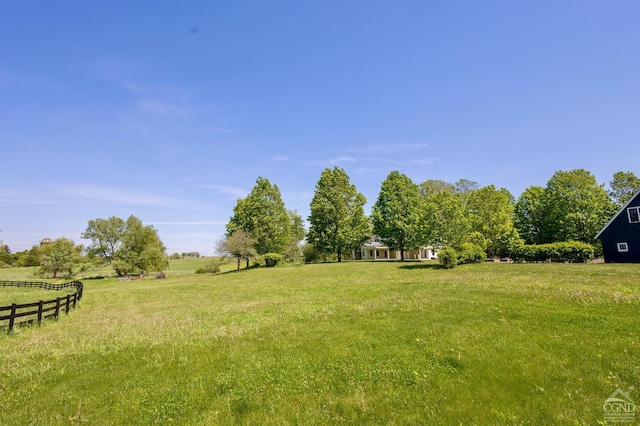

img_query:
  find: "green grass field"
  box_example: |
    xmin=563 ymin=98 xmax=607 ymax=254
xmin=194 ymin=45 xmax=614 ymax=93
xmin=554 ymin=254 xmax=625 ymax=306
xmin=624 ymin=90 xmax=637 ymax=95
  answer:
xmin=0 ymin=260 xmax=638 ymax=425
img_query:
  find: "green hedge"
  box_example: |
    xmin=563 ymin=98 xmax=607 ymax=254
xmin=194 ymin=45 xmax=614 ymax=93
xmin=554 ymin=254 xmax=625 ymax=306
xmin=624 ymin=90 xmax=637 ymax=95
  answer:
xmin=511 ymin=241 xmax=594 ymax=263
xmin=458 ymin=243 xmax=487 ymax=264
xmin=438 ymin=244 xmax=486 ymax=269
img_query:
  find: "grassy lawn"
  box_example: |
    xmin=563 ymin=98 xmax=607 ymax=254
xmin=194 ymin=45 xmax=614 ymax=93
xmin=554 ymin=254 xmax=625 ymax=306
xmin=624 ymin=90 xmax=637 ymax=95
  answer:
xmin=0 ymin=261 xmax=638 ymax=424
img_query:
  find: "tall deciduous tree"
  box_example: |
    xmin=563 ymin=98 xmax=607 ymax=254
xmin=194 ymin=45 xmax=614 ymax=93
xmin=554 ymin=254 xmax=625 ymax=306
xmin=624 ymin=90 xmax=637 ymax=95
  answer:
xmin=514 ymin=186 xmax=545 ymax=245
xmin=467 ymin=185 xmax=522 ymax=257
xmin=307 ymin=167 xmax=370 ymax=262
xmin=217 ymin=229 xmax=257 ymax=270
xmin=284 ymin=209 xmax=306 ymax=262
xmin=419 ymin=179 xmax=455 ymax=197
xmin=421 ymin=185 xmax=470 ymax=249
xmin=37 ymin=237 xmax=82 ymax=278
xmin=541 ymin=169 xmax=616 ymax=244
xmin=609 ymin=171 xmax=640 ymax=208
xmin=371 ymin=171 xmax=421 ymax=261
xmin=83 ymin=215 xmax=167 ymax=276
xmin=454 ymin=179 xmax=479 ymax=206
xmin=227 ymin=177 xmax=290 ymax=255
xmin=82 ymin=216 xmax=125 ymax=265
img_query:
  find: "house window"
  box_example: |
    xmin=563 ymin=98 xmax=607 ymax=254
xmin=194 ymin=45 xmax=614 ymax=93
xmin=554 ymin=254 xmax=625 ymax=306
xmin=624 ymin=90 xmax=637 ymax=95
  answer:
xmin=628 ymin=207 xmax=640 ymax=223
xmin=617 ymin=242 xmax=629 ymax=252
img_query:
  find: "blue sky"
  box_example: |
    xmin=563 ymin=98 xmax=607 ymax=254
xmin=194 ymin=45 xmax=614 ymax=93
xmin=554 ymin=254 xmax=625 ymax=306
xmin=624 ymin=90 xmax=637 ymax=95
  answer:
xmin=2 ymin=1 xmax=639 ymax=255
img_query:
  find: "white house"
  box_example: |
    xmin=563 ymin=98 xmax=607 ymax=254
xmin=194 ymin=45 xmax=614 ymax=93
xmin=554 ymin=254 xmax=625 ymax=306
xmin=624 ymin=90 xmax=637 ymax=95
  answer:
xmin=353 ymin=237 xmax=438 ymax=261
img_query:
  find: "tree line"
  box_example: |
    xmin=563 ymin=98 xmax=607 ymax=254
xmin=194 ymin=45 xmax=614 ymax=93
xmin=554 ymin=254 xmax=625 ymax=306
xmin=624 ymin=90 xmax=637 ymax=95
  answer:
xmin=0 ymin=216 xmax=167 ymax=278
xmin=1 ymin=169 xmax=638 ymax=276
xmin=218 ymin=168 xmax=640 ymax=267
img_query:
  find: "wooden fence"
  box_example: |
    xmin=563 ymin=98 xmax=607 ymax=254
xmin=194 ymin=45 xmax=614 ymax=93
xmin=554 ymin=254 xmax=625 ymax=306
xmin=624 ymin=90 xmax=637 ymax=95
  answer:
xmin=0 ymin=280 xmax=84 ymax=332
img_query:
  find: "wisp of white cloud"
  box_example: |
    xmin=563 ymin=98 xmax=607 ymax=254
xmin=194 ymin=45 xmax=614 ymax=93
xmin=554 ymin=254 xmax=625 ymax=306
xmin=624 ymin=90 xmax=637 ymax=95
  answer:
xmin=348 ymin=143 xmax=430 ymax=153
xmin=55 ymin=184 xmax=179 ymax=207
xmin=409 ymin=158 xmax=436 ymax=165
xmin=139 ymin=100 xmax=187 ymax=117
xmin=302 ymin=156 xmax=358 ymax=167
xmin=194 ymin=184 xmax=248 ymax=198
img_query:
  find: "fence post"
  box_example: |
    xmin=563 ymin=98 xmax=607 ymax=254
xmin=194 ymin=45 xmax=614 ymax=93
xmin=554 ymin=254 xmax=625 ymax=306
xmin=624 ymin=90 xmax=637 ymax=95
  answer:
xmin=65 ymin=295 xmax=71 ymax=314
xmin=37 ymin=300 xmax=44 ymax=325
xmin=8 ymin=303 xmax=17 ymax=332
xmin=54 ymin=298 xmax=61 ymax=319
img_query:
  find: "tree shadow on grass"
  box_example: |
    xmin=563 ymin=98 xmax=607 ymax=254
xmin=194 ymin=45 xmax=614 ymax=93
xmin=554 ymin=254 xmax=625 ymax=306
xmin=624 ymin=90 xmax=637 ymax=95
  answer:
xmin=398 ymin=263 xmax=440 ymax=270
xmin=82 ymin=276 xmax=108 ymax=280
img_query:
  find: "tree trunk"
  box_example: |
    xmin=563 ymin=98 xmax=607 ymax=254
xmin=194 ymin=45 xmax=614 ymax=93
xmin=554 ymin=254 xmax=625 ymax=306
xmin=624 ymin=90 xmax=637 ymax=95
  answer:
xmin=236 ymin=258 xmax=240 ymax=270
xmin=246 ymin=258 xmax=250 ymax=268
xmin=337 ymin=250 xmax=342 ymax=262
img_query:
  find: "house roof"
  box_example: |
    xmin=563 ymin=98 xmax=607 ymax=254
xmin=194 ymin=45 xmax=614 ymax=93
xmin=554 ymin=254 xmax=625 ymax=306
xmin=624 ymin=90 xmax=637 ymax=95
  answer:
xmin=363 ymin=241 xmax=388 ymax=249
xmin=595 ymin=189 xmax=640 ymax=240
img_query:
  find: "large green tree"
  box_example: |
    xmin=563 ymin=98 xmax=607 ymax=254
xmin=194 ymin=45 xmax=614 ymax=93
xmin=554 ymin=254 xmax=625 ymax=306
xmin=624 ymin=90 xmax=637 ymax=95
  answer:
xmin=217 ymin=229 xmax=257 ymax=270
xmin=419 ymin=179 xmax=455 ymax=197
xmin=420 ymin=184 xmax=470 ymax=249
xmin=371 ymin=171 xmax=422 ymax=261
xmin=609 ymin=171 xmax=640 ymax=208
xmin=37 ymin=237 xmax=83 ymax=278
xmin=467 ymin=185 xmax=522 ymax=257
xmin=227 ymin=177 xmax=290 ymax=255
xmin=83 ymin=215 xmax=167 ymax=276
xmin=284 ymin=209 xmax=306 ymax=262
xmin=541 ymin=169 xmax=616 ymax=244
xmin=513 ymin=185 xmax=545 ymax=245
xmin=307 ymin=167 xmax=370 ymax=262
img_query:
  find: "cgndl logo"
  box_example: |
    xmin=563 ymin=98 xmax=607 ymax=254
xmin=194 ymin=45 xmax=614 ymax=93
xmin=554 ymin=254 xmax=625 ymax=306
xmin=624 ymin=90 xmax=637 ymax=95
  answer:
xmin=603 ymin=388 xmax=636 ymax=423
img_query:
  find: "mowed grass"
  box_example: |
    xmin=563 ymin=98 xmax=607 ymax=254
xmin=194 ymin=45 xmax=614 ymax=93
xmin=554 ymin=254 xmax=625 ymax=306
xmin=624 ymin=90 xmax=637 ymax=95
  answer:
xmin=0 ymin=261 xmax=638 ymax=425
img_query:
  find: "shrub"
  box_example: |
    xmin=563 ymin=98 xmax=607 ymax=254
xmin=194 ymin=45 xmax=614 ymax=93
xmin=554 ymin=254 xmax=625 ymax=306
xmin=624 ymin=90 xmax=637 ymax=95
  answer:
xmin=263 ymin=253 xmax=283 ymax=267
xmin=195 ymin=260 xmax=221 ymax=274
xmin=511 ymin=241 xmax=594 ymax=263
xmin=438 ymin=248 xmax=458 ymax=269
xmin=458 ymin=243 xmax=486 ymax=264
xmin=302 ymin=243 xmax=321 ymax=263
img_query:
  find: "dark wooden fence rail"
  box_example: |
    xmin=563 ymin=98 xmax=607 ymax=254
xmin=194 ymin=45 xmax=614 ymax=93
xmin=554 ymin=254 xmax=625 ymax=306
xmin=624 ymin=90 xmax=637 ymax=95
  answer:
xmin=0 ymin=280 xmax=84 ymax=332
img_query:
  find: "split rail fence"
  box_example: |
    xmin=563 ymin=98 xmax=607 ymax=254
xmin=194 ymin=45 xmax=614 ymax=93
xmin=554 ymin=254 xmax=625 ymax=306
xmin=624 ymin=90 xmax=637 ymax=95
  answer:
xmin=0 ymin=280 xmax=84 ymax=332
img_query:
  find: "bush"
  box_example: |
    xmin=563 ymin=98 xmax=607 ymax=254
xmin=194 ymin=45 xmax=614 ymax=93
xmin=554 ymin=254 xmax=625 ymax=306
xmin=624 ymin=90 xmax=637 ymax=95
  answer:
xmin=511 ymin=241 xmax=594 ymax=263
xmin=263 ymin=253 xmax=283 ymax=267
xmin=438 ymin=248 xmax=458 ymax=269
xmin=458 ymin=243 xmax=486 ymax=264
xmin=195 ymin=260 xmax=222 ymax=274
xmin=302 ymin=243 xmax=322 ymax=263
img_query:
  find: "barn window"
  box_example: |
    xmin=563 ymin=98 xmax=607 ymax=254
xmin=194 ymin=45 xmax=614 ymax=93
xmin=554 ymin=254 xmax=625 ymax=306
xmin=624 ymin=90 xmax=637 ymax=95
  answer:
xmin=617 ymin=242 xmax=629 ymax=252
xmin=628 ymin=207 xmax=640 ymax=223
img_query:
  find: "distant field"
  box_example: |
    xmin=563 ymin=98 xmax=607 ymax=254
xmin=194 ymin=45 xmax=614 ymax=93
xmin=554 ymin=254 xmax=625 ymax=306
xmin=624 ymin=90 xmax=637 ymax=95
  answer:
xmin=0 ymin=261 xmax=638 ymax=424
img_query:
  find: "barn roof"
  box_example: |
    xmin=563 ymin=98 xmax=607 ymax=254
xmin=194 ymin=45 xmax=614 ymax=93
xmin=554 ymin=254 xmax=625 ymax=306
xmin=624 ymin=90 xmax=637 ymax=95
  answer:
xmin=595 ymin=189 xmax=640 ymax=240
